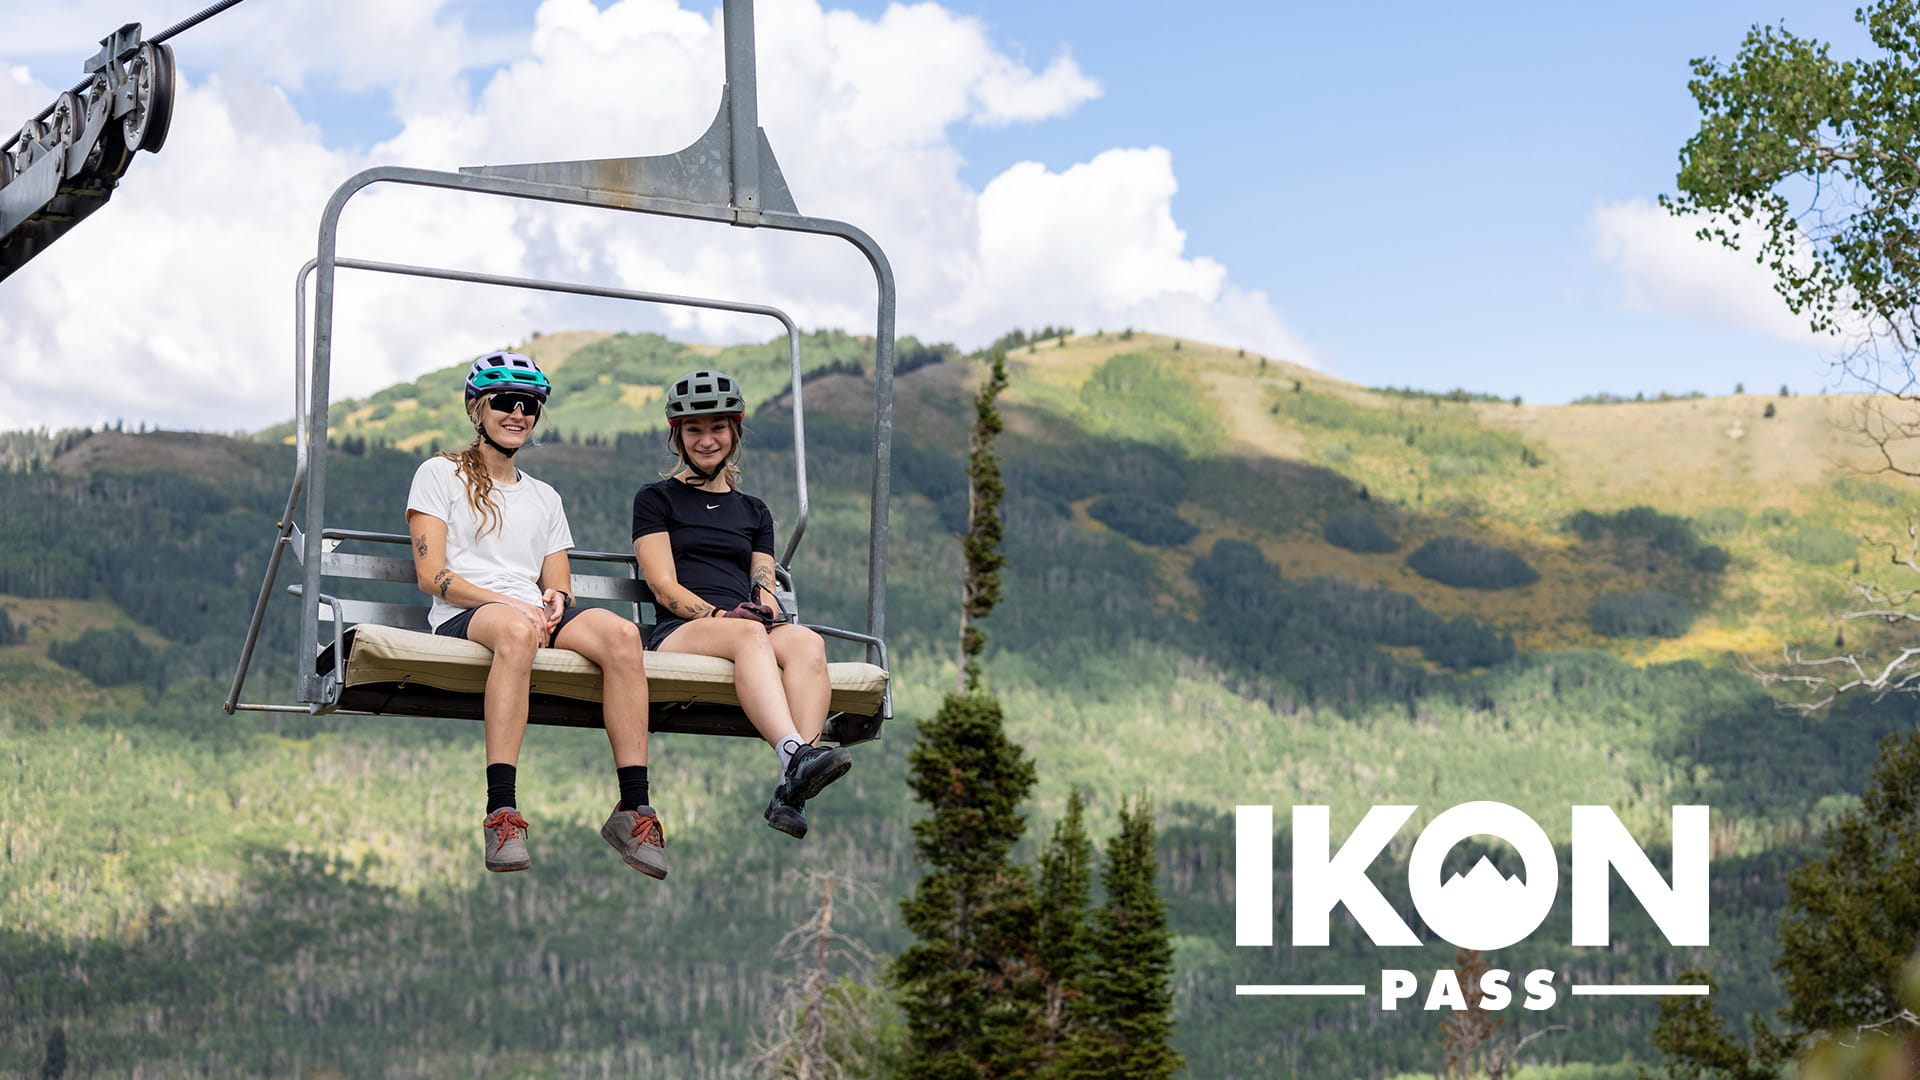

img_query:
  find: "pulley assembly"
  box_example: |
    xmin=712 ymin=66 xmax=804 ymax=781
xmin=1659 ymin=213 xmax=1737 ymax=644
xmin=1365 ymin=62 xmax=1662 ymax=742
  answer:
xmin=0 ymin=24 xmax=176 ymax=281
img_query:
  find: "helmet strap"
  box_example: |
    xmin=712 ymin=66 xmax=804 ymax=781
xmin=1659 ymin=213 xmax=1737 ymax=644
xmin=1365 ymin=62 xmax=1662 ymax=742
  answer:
xmin=481 ymin=429 xmax=522 ymax=458
xmin=672 ymin=417 xmax=737 ymax=486
xmin=474 ymin=414 xmax=523 ymax=458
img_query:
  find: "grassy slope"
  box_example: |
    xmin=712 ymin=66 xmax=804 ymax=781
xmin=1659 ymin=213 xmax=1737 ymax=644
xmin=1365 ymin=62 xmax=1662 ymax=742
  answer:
xmin=4 ymin=329 xmax=1917 ymax=1077
xmin=1008 ymin=330 xmax=1911 ymax=662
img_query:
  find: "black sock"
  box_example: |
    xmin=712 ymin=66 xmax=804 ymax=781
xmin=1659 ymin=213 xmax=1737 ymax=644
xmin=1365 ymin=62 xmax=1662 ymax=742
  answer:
xmin=616 ymin=765 xmax=650 ymax=811
xmin=486 ymin=763 xmax=517 ymax=813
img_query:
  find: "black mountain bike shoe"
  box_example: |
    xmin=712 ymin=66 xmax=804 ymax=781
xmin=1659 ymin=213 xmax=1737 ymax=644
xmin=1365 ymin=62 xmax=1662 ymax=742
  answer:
xmin=763 ymin=745 xmax=853 ymax=838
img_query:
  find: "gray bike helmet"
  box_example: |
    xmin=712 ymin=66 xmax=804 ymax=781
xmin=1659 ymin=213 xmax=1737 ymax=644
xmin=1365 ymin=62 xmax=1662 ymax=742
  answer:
xmin=664 ymin=369 xmax=744 ymax=425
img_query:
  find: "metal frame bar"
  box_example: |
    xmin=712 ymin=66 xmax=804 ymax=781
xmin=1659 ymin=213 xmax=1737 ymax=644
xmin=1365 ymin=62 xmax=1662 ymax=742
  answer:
xmin=296 ymin=169 xmax=895 ymax=711
xmin=225 ymin=258 xmax=836 ymax=714
xmin=311 ymin=256 xmax=817 ymax=565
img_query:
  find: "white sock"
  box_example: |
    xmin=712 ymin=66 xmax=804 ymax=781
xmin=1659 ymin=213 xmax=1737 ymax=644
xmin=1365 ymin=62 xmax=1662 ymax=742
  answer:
xmin=775 ymin=733 xmax=806 ymax=772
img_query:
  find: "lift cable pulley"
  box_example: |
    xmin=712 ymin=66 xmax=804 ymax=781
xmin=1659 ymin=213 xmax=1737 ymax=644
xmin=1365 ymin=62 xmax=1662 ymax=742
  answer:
xmin=0 ymin=0 xmax=256 ymax=279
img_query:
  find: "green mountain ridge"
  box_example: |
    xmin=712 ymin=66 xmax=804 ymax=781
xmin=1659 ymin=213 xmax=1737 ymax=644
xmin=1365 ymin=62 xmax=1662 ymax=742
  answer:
xmin=2 ymin=328 xmax=1916 ymax=1077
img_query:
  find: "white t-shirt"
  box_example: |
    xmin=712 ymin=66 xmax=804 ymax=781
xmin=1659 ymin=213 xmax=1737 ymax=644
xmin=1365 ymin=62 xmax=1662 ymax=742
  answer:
xmin=406 ymin=455 xmax=575 ymax=630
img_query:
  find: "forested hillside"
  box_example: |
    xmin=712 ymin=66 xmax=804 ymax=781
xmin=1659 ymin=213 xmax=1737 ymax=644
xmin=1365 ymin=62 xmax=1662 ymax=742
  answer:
xmin=2 ymin=329 xmax=1915 ymax=1078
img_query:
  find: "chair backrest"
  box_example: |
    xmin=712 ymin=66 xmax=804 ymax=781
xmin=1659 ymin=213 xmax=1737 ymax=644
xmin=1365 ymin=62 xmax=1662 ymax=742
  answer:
xmin=295 ymin=527 xmax=658 ymax=631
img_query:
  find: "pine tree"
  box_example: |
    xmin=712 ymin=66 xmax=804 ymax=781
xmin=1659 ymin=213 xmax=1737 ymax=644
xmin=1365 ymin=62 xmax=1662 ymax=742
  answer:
xmin=1653 ymin=730 xmax=1920 ymax=1075
xmin=1035 ymin=790 xmax=1095 ymax=1064
xmin=958 ymin=349 xmax=1008 ymax=693
xmin=895 ymin=347 xmax=1042 ymax=1080
xmin=893 ymin=692 xmax=1040 ymax=1080
xmin=1056 ymin=797 xmax=1183 ymax=1080
xmin=40 ymin=1026 xmax=65 ymax=1080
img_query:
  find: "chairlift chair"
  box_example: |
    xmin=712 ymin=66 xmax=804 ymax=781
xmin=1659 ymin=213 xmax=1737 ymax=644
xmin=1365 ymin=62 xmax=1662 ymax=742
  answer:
xmin=223 ymin=0 xmax=895 ymax=744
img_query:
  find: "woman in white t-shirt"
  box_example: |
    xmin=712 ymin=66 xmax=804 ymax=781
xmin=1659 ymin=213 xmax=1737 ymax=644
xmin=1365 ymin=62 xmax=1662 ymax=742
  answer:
xmin=405 ymin=352 xmax=665 ymax=881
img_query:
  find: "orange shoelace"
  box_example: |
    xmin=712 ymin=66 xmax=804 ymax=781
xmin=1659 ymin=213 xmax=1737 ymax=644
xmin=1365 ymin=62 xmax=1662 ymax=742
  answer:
xmin=628 ymin=813 xmax=665 ymax=847
xmin=485 ymin=809 xmax=529 ymax=840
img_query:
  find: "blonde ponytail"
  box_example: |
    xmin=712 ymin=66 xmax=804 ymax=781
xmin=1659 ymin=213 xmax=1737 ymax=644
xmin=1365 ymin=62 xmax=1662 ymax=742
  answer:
xmin=437 ymin=401 xmax=507 ymax=536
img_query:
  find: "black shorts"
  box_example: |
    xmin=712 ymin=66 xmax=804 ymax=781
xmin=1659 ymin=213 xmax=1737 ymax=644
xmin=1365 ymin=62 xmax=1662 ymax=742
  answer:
xmin=434 ymin=602 xmax=595 ymax=644
xmin=646 ymin=615 xmax=690 ymax=652
xmin=648 ymin=611 xmax=796 ymax=650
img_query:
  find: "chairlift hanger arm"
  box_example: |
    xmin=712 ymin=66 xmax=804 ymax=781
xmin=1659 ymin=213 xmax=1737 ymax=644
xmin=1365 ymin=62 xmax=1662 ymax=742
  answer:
xmin=243 ymin=2 xmax=894 ymax=722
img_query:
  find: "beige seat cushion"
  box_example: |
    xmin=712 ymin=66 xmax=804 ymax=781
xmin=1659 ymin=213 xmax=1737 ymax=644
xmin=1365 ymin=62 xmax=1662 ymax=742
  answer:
xmin=343 ymin=623 xmax=888 ymax=716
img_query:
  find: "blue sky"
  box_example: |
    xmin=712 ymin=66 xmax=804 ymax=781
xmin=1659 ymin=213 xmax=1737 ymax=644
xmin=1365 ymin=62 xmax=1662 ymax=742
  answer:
xmin=0 ymin=0 xmax=1882 ymax=431
xmin=896 ymin=0 xmax=1868 ymax=401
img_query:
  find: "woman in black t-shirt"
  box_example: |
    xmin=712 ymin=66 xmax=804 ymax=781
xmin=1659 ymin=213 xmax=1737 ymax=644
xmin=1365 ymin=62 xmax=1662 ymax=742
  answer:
xmin=632 ymin=369 xmax=852 ymax=840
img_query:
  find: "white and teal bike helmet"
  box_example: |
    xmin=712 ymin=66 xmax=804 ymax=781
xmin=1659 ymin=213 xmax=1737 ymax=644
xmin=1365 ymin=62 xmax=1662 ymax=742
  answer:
xmin=465 ymin=351 xmax=551 ymax=403
xmin=464 ymin=351 xmax=550 ymax=458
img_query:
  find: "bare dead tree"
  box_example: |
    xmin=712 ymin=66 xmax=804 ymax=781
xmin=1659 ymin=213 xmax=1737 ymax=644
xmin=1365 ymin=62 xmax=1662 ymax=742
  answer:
xmin=1845 ymin=395 xmax=1920 ymax=478
xmin=750 ymin=872 xmax=884 ymax=1080
xmin=1745 ymin=521 xmax=1920 ymax=711
xmin=1484 ymin=1024 xmax=1569 ymax=1080
xmin=1438 ymin=949 xmax=1504 ymax=1078
xmin=1836 ymin=1009 xmax=1920 ymax=1044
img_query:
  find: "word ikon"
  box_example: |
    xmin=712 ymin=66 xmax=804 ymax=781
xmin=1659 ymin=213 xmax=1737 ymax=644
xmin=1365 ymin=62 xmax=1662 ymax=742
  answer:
xmin=1236 ymin=802 xmax=1710 ymax=952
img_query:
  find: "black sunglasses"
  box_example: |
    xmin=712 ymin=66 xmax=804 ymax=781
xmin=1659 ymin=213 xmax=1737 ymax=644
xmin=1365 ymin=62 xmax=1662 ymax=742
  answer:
xmin=487 ymin=393 xmax=542 ymax=417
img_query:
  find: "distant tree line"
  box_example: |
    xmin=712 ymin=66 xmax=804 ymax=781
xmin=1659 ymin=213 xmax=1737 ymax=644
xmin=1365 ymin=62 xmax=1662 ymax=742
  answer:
xmin=1406 ymin=536 xmax=1540 ymax=590
xmin=981 ymin=326 xmax=1073 ymax=356
xmin=1572 ymin=390 xmax=1707 ymax=404
xmin=1373 ymin=385 xmax=1516 ymax=405
xmin=1324 ymin=508 xmax=1398 ymax=553
xmin=1589 ymin=589 xmax=1695 ymax=639
xmin=1088 ymin=495 xmax=1197 ymax=547
xmin=48 ymin=628 xmax=157 ymax=687
xmin=1187 ymin=538 xmax=1515 ymax=710
xmin=1569 ymin=505 xmax=1732 ymax=573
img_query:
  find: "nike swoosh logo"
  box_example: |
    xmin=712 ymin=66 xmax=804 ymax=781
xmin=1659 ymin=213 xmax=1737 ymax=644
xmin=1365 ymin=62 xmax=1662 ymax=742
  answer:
xmin=706 ymin=503 xmax=720 ymax=510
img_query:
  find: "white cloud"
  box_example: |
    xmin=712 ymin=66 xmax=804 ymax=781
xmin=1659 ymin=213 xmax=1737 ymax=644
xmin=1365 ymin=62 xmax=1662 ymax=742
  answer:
xmin=1591 ymin=197 xmax=1840 ymax=346
xmin=2 ymin=0 xmax=1310 ymax=434
xmin=956 ymin=148 xmax=1310 ymax=359
xmin=973 ymin=51 xmax=1100 ymax=127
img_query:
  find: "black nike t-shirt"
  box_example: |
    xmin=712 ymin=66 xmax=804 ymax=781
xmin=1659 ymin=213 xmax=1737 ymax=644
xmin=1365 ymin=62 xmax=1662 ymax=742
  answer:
xmin=631 ymin=478 xmax=775 ymax=613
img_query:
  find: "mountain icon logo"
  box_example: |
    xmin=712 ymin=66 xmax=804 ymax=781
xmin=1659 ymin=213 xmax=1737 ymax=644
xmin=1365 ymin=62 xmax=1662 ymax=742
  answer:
xmin=1438 ymin=856 xmax=1531 ymax=912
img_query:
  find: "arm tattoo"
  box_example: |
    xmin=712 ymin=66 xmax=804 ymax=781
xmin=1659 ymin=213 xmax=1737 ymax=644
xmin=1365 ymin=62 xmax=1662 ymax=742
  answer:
xmin=752 ymin=567 xmax=780 ymax=608
xmin=433 ymin=569 xmax=452 ymax=599
xmin=414 ymin=534 xmax=428 ymax=558
xmin=667 ymin=597 xmax=715 ymax=619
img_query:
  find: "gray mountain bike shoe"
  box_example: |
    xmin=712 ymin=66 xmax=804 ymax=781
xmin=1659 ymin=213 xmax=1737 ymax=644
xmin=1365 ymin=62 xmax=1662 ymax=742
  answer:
xmin=483 ymin=807 xmax=531 ymax=872
xmin=600 ymin=805 xmax=668 ymax=879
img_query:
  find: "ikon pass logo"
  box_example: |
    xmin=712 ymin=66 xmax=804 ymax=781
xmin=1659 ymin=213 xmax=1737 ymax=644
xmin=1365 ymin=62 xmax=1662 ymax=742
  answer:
xmin=1234 ymin=802 xmax=1710 ymax=1010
